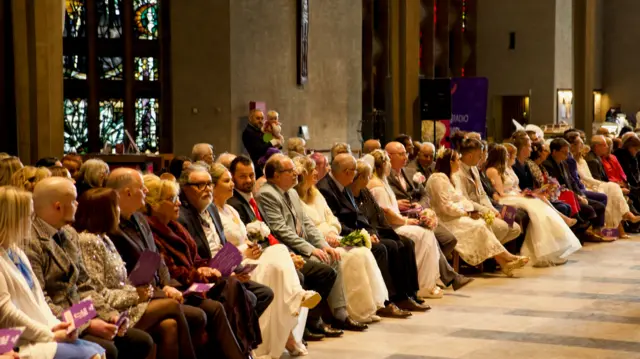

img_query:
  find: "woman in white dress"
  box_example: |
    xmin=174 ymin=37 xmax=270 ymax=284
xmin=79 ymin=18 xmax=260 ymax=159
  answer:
xmin=292 ymin=156 xmax=388 ymax=323
xmin=0 ymin=186 xmax=104 ymax=359
xmin=426 ymin=148 xmax=528 ymax=276
xmin=568 ymin=134 xmax=640 ymax=236
xmin=209 ymin=164 xmax=320 ymax=358
xmin=366 ymin=150 xmax=442 ymax=298
xmin=485 ymin=143 xmax=582 ymax=266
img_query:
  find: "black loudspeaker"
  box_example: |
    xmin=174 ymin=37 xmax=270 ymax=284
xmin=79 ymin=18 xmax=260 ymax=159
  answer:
xmin=419 ymin=78 xmax=452 ymax=120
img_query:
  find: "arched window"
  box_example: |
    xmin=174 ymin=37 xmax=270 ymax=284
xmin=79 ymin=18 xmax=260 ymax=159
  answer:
xmin=63 ymin=0 xmax=171 ymax=154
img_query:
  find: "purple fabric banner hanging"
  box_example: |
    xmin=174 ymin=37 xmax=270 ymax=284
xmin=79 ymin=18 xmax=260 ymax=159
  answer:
xmin=450 ymin=77 xmax=489 ymax=138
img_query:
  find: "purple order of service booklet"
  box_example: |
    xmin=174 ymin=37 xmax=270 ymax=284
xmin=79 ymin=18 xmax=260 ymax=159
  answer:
xmin=128 ymin=250 xmax=162 ymax=286
xmin=500 ymin=205 xmax=517 ymax=228
xmin=209 ymin=242 xmax=243 ymax=277
xmin=0 ymin=327 xmax=24 ymax=354
xmin=183 ymin=283 xmax=215 ymax=296
xmin=602 ymin=228 xmax=619 ymax=238
xmin=61 ymin=299 xmax=97 ymax=333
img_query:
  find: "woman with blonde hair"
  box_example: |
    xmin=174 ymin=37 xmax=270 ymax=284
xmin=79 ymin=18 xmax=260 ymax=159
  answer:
xmin=0 ymin=157 xmax=23 ymax=186
xmin=286 ymin=138 xmax=307 ymax=159
xmin=11 ymin=166 xmax=51 ymax=192
xmin=367 ymin=149 xmax=442 ymax=296
xmin=75 ymin=159 xmax=110 ymax=197
xmin=293 ymin=156 xmax=388 ymax=323
xmin=209 ymin=163 xmax=320 ymax=357
xmin=0 ymin=187 xmax=105 ymax=359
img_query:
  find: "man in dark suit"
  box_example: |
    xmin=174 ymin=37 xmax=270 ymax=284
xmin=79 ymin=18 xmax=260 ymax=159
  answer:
xmin=543 ymin=138 xmax=607 ymax=241
xmin=177 ymin=165 xmax=275 ymax=318
xmin=407 ymin=142 xmax=435 ymax=181
xmin=384 ymin=141 xmax=472 ymax=290
xmin=227 ymin=155 xmax=343 ymax=340
xmin=242 ymin=109 xmax=278 ymax=178
xmin=317 ymin=153 xmax=431 ymax=312
xmin=106 ymin=169 xmax=249 ymax=358
xmin=586 ymin=135 xmax=611 ymax=182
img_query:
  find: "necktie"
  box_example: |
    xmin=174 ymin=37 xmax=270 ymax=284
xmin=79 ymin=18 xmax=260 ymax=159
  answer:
xmin=344 ymin=188 xmax=358 ymax=209
xmin=284 ymin=192 xmax=303 ymax=237
xmin=248 ymin=197 xmax=279 ymax=245
xmin=397 ymin=172 xmax=407 ymax=191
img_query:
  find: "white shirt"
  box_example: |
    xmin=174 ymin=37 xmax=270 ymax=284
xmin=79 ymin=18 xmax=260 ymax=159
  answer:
xmin=200 ymin=210 xmax=222 ymax=257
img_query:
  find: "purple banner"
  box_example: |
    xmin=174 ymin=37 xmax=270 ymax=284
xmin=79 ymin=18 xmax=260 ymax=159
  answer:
xmin=450 ymin=77 xmax=489 ymax=137
xmin=0 ymin=328 xmax=23 ymax=354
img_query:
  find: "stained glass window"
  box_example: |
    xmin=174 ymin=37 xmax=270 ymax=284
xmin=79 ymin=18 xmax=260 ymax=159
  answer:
xmin=97 ymin=0 xmax=123 ymax=39
xmin=99 ymin=57 xmax=124 ymax=80
xmin=135 ymin=98 xmax=159 ymax=152
xmin=99 ymin=100 xmax=125 ymax=147
xmin=63 ymin=55 xmax=88 ymax=80
xmin=134 ymin=0 xmax=159 ymax=40
xmin=64 ymin=99 xmax=89 ymax=154
xmin=64 ymin=0 xmax=86 ymax=38
xmin=134 ymin=57 xmax=158 ymax=81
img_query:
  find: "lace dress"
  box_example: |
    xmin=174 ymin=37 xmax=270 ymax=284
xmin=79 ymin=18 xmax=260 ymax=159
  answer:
xmin=577 ymin=157 xmax=629 ymax=227
xmin=218 ymin=204 xmax=307 ymax=358
xmin=425 ymin=173 xmax=506 ymax=266
xmin=499 ymin=168 xmax=581 ymax=262
xmin=368 ymin=179 xmax=440 ymax=294
xmin=301 ymin=189 xmax=388 ymax=322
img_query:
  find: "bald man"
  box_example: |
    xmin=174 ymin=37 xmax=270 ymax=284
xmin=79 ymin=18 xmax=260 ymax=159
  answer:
xmin=362 ymin=139 xmax=381 ymax=155
xmin=26 ymin=177 xmax=154 ymax=359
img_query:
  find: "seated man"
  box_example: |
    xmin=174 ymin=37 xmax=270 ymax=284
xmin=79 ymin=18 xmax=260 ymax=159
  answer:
xmin=25 ymin=177 xmax=153 ymax=359
xmin=176 ymin=165 xmax=275 ymax=318
xmin=257 ymin=154 xmax=368 ymax=333
xmin=106 ymin=168 xmax=249 ymax=358
xmin=227 ymin=155 xmax=341 ymax=341
xmin=408 ymin=142 xmax=435 ymax=181
xmin=191 ymin=143 xmax=215 ymax=166
xmin=384 ymin=141 xmax=471 ymax=289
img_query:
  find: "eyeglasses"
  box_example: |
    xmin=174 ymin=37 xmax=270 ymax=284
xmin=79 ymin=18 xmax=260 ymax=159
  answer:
xmin=279 ymin=168 xmax=296 ymax=174
xmin=187 ymin=182 xmax=213 ymax=190
xmin=164 ymin=195 xmax=179 ymax=204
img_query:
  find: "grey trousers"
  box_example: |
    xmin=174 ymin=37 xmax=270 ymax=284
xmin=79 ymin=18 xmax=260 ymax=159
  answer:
xmin=434 ymin=223 xmax=459 ymax=286
xmin=308 ymin=255 xmax=346 ymax=310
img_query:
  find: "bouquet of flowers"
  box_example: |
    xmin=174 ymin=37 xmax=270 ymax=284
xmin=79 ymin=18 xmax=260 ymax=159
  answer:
xmin=339 ymin=229 xmax=372 ymax=249
xmin=246 ymin=221 xmax=271 ymax=243
xmin=419 ymin=208 xmax=438 ymax=230
xmin=483 ymin=211 xmax=495 ymax=226
xmin=412 ymin=172 xmax=427 ymax=185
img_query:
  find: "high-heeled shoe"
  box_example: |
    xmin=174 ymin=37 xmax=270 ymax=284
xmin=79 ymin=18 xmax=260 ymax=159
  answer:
xmin=623 ymin=212 xmax=640 ymax=223
xmin=564 ymin=217 xmax=578 ymax=228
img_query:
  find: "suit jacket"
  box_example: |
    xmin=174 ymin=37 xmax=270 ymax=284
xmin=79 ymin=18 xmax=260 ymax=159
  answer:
xmin=614 ymin=148 xmax=640 ymax=188
xmin=227 ymin=190 xmax=257 ymax=225
xmin=242 ymin=124 xmax=273 ymax=178
xmin=316 ymin=175 xmax=377 ymax=237
xmin=109 ymin=212 xmax=179 ymax=289
xmin=257 ymin=182 xmax=328 ymax=257
xmin=407 ymin=159 xmax=434 ymax=181
xmin=585 ymin=150 xmax=609 ymax=182
xmin=452 ymin=163 xmax=496 ymax=214
xmin=387 ymin=168 xmax=430 ymax=208
xmin=543 ymin=158 xmax=583 ymax=195
xmin=177 ymin=193 xmax=227 ymax=260
xmin=25 ymin=216 xmax=116 ymax=320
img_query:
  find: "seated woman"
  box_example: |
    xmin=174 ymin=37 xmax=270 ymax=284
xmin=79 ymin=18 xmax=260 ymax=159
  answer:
xmin=10 ymin=166 xmax=51 ymax=192
xmin=75 ymin=159 xmax=110 ymax=198
xmin=486 ymin=143 xmax=582 ymax=267
xmin=571 ymin=135 xmax=640 ymax=238
xmin=366 ymin=150 xmax=442 ymax=298
xmin=74 ymin=188 xmax=197 ymax=359
xmin=208 ymin=164 xmax=320 ymax=358
xmin=142 ymin=175 xmax=262 ymax=358
xmin=293 ymin=156 xmax=388 ymax=322
xmin=426 ymin=148 xmax=528 ymax=276
xmin=0 ymin=186 xmax=105 ymax=359
xmin=0 ymin=156 xmax=23 ymax=186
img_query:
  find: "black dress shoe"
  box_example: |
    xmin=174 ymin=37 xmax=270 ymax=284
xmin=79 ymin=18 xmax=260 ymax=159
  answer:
xmin=412 ymin=295 xmax=426 ymax=304
xmin=452 ymin=276 xmax=474 ymax=291
xmin=308 ymin=324 xmax=344 ymax=337
xmin=332 ymin=317 xmax=368 ymax=331
xmin=396 ymin=298 xmax=431 ymax=312
xmin=377 ymin=303 xmax=412 ymax=318
xmin=303 ymin=328 xmax=325 ymax=341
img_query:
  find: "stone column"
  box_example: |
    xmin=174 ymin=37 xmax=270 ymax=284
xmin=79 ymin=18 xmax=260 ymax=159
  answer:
xmin=573 ymin=0 xmax=596 ymax=139
xmin=12 ymin=0 xmax=64 ymax=164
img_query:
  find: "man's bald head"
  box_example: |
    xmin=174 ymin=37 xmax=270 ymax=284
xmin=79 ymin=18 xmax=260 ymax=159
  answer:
xmin=385 ymin=141 xmax=409 ymax=170
xmin=33 ymin=177 xmax=77 ymax=229
xmin=384 ymin=141 xmax=404 ymax=153
xmin=331 ymin=153 xmax=357 ymax=187
xmin=106 ymin=167 xmax=139 ymax=190
xmin=591 ymin=135 xmax=606 ymax=145
xmin=106 ymin=167 xmax=147 ymax=218
xmin=363 ymin=139 xmax=381 ymax=154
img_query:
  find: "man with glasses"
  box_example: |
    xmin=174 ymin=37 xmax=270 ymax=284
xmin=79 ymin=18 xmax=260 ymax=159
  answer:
xmin=385 ymin=141 xmax=473 ymax=291
xmin=177 ymin=165 xmax=275 ymax=320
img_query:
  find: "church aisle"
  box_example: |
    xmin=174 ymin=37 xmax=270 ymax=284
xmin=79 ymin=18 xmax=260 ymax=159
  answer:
xmin=293 ymin=237 xmax=640 ymax=359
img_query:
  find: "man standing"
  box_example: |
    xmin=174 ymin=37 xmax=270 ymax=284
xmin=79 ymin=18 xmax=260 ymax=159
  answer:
xmin=227 ymin=155 xmax=341 ymax=340
xmin=243 ymin=109 xmax=278 ymax=177
xmin=106 ymin=168 xmax=249 ymax=359
xmin=385 ymin=141 xmax=473 ymax=291
xmin=26 ymin=177 xmax=153 ymax=359
xmin=317 ymin=153 xmax=428 ymax=313
xmin=257 ymin=154 xmax=368 ymax=333
xmin=453 ymin=139 xmax=522 ymax=244
xmin=408 ymin=142 xmax=435 ymax=181
xmin=176 ymin=165 xmax=275 ymax=318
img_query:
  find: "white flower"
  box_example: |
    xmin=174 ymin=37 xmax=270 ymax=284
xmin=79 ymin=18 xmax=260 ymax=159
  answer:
xmin=246 ymin=221 xmax=271 ymax=239
xmin=412 ymin=172 xmax=426 ymax=184
xmin=360 ymin=229 xmax=372 ymax=249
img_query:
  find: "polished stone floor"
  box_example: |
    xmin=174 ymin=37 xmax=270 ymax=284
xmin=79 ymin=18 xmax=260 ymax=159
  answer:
xmin=293 ymin=236 xmax=640 ymax=359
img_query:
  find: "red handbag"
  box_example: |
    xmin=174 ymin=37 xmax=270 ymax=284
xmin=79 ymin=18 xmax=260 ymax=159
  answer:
xmin=558 ymin=189 xmax=580 ymax=216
